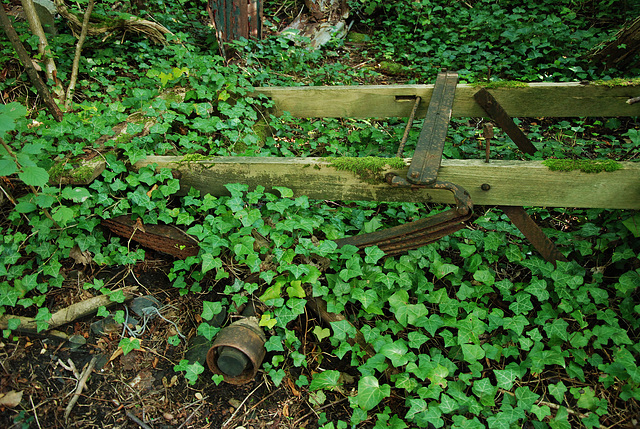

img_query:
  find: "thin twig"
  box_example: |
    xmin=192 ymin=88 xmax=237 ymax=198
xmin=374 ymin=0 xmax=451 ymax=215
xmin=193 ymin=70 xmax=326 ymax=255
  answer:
xmin=64 ymin=356 xmax=97 ymax=421
xmin=177 ymin=400 xmax=206 ymax=429
xmin=30 ymin=395 xmax=42 ymax=429
xmin=627 ymin=96 xmax=640 ymax=105
xmin=225 ymin=386 xmax=282 ymax=424
xmin=293 ymin=397 xmax=349 ymax=426
xmin=221 ymin=382 xmax=264 ymax=428
xmin=397 ymin=96 xmax=421 ymax=158
xmin=126 ymin=411 xmax=153 ymax=429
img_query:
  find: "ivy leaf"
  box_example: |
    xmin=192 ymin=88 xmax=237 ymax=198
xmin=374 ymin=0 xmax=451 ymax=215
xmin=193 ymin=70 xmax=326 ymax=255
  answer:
xmin=494 ymin=367 xmax=518 ymax=390
xmin=259 ymin=283 xmax=282 ymax=303
xmin=486 ymin=412 xmax=511 ymax=429
xmin=118 ymin=337 xmax=141 ymax=355
xmin=352 ymin=288 xmax=383 ymax=315
xmin=201 ymin=301 xmax=223 ymax=320
xmin=396 ymin=303 xmax=428 ymax=327
xmin=622 ymin=213 xmax=640 ymax=237
xmin=197 ymin=322 xmax=220 ymax=341
xmin=52 ymin=206 xmax=74 ymax=226
xmin=201 ymin=253 xmax=222 ymax=274
xmin=286 ymin=280 xmax=306 ymax=298
xmin=515 ymin=386 xmax=540 ymax=409
xmin=544 ymin=318 xmax=570 ymax=341
xmin=472 ymin=378 xmax=497 ymax=406
xmin=313 ymin=326 xmax=331 ymax=341
xmin=461 ymin=343 xmax=485 ymax=363
xmin=309 ymin=370 xmax=341 ymax=391
xmin=473 ymin=269 xmax=495 ymax=286
xmin=364 ymin=246 xmax=385 ymax=264
xmin=273 ymin=186 xmax=294 ymax=198
xmin=549 ymin=382 xmax=567 ymax=403
xmin=525 ymin=277 xmax=549 ymax=301
xmin=357 ymin=375 xmax=390 ymax=411
xmin=330 ymin=319 xmax=356 ymax=341
xmin=380 ymin=340 xmax=410 ymax=367
xmin=427 ymin=364 xmax=449 ymax=388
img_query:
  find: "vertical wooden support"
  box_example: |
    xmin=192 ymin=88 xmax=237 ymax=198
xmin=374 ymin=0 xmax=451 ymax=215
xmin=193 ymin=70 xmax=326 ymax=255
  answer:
xmin=209 ymin=0 xmax=262 ymax=55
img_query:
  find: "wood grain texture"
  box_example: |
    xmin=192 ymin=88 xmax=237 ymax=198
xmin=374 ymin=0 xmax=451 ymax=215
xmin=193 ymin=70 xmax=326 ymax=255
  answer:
xmin=136 ymin=156 xmax=640 ymax=209
xmin=253 ymin=82 xmax=640 ymax=118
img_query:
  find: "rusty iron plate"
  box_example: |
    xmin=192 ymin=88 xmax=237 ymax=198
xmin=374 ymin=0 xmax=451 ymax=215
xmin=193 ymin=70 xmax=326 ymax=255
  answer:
xmin=407 ymin=71 xmax=458 ymax=185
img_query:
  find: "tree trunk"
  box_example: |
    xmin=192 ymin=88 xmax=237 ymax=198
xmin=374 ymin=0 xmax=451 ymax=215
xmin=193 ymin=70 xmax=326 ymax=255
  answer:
xmin=589 ymin=14 xmax=640 ymax=70
xmin=0 ymin=5 xmax=63 ymax=121
xmin=20 ymin=0 xmax=61 ymax=94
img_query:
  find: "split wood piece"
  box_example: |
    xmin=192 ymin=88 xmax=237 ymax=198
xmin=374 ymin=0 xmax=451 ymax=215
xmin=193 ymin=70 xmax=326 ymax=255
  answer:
xmin=408 ymin=72 xmax=458 ymax=185
xmin=101 ymin=215 xmax=199 ymax=259
xmin=0 ymin=286 xmax=137 ymax=334
xmin=134 ymin=156 xmax=640 ymax=210
xmin=306 ymin=295 xmax=375 ymax=360
xmin=252 ymin=82 xmax=640 ymax=119
xmin=473 ymin=88 xmax=537 ymax=155
xmin=500 ymin=206 xmax=569 ymax=265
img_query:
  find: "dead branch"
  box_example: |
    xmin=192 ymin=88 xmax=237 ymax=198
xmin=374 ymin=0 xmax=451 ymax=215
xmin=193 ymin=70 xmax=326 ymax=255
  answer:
xmin=54 ymin=0 xmax=172 ymax=45
xmin=64 ymin=356 xmax=97 ymax=421
xmin=0 ymin=286 xmax=138 ymax=333
xmin=64 ymin=0 xmax=95 ymax=110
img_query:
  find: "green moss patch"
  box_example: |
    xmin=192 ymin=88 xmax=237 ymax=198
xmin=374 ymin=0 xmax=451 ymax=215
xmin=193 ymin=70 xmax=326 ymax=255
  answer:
xmin=592 ymin=77 xmax=640 ymax=87
xmin=329 ymin=157 xmax=406 ymax=183
xmin=470 ymin=80 xmax=529 ymax=89
xmin=543 ymin=159 xmax=622 ymax=173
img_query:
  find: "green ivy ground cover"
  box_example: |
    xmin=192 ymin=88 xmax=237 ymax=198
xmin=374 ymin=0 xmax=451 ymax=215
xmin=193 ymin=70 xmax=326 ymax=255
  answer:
xmin=1 ymin=0 xmax=639 ymax=427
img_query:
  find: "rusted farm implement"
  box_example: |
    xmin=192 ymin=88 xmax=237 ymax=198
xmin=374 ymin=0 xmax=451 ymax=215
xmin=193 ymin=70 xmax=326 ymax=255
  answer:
xmin=124 ymin=76 xmax=640 ymax=262
xmin=102 ymin=77 xmax=640 ymax=383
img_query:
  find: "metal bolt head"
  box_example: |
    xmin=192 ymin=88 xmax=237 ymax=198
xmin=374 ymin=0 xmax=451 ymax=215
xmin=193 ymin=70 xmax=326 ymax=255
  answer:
xmin=481 ymin=183 xmax=491 ymax=191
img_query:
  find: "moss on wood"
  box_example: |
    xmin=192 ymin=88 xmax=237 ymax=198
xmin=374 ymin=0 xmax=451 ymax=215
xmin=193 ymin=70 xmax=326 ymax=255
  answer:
xmin=592 ymin=77 xmax=640 ymax=87
xmin=328 ymin=156 xmax=406 ymax=183
xmin=470 ymin=81 xmax=530 ymax=88
xmin=543 ymin=159 xmax=622 ymax=173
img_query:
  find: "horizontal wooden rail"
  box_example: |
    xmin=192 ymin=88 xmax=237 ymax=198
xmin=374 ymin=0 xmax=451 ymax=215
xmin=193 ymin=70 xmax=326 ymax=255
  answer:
xmin=253 ymin=82 xmax=640 ymax=118
xmin=135 ymin=156 xmax=640 ymax=209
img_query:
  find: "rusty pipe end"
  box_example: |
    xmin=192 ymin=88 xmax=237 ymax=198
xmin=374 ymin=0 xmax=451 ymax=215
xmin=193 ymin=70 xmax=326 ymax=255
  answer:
xmin=206 ymin=317 xmax=266 ymax=385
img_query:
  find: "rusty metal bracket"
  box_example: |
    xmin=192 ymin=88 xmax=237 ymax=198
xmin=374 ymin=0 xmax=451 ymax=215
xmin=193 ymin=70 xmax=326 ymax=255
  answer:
xmin=335 ymin=176 xmax=473 ymax=256
xmin=334 ymin=72 xmax=474 ymax=256
xmin=473 ymin=88 xmax=537 ymax=155
xmin=407 ymin=71 xmax=458 ymax=185
xmin=500 ymin=206 xmax=568 ymax=265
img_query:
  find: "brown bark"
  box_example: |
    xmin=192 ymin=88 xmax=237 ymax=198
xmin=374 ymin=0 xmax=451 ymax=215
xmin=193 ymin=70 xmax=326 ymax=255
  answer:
xmin=0 ymin=5 xmax=63 ymax=121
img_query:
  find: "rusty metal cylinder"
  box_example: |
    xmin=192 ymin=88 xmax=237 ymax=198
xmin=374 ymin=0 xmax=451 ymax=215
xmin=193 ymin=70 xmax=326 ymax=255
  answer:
xmin=206 ymin=317 xmax=266 ymax=385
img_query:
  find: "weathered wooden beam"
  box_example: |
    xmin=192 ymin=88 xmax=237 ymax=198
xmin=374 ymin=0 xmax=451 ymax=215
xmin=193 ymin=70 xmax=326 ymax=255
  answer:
xmin=253 ymin=82 xmax=640 ymax=118
xmin=135 ymin=156 xmax=640 ymax=210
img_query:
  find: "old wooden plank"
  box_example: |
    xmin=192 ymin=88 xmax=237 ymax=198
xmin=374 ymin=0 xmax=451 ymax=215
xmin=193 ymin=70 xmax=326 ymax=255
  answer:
xmin=253 ymin=82 xmax=640 ymax=118
xmin=136 ymin=156 xmax=640 ymax=209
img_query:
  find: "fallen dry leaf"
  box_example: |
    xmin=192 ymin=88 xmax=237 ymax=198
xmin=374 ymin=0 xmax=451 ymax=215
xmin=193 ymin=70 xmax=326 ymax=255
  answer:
xmin=0 ymin=390 xmax=23 ymax=408
xmin=69 ymin=244 xmax=92 ymax=265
